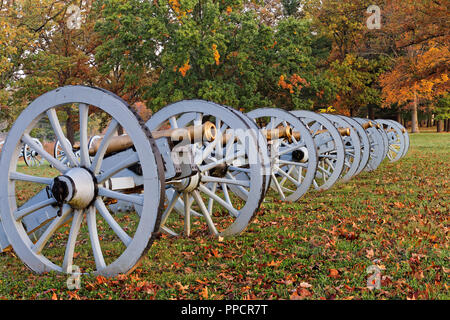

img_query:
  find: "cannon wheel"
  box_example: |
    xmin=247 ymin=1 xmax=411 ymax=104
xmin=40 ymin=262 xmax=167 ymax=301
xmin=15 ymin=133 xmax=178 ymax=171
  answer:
xmin=146 ymin=100 xmax=267 ymax=237
xmin=0 ymin=85 xmax=165 ymax=276
xmin=247 ymin=108 xmax=318 ymax=202
xmin=354 ymin=118 xmax=386 ymax=172
xmin=23 ymin=138 xmax=44 ymax=167
xmin=377 ymin=120 xmax=406 ymax=162
xmin=388 ymin=120 xmax=409 ymax=158
xmin=54 ymin=138 xmax=75 ymax=167
xmin=322 ymin=114 xmax=361 ymax=182
xmin=373 ymin=120 xmax=389 ymax=162
xmin=337 ymin=116 xmax=371 ymax=176
xmin=290 ymin=111 xmax=345 ymax=191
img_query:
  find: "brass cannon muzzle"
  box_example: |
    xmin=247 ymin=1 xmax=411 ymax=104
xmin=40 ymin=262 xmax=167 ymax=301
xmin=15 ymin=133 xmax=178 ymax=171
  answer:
xmin=261 ymin=125 xmax=293 ymax=140
xmin=86 ymin=121 xmax=217 ymax=156
xmin=338 ymin=127 xmax=350 ymax=136
xmin=362 ymin=121 xmax=373 ymax=130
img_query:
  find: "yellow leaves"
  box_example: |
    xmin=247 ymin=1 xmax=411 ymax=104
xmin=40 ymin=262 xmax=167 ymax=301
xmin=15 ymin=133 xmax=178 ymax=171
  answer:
xmin=212 ymin=44 xmax=220 ymax=65
xmin=319 ymin=106 xmax=336 ymax=113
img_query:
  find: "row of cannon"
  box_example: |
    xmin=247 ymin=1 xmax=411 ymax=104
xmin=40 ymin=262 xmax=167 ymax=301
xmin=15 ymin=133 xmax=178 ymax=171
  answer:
xmin=0 ymin=86 xmax=409 ymax=277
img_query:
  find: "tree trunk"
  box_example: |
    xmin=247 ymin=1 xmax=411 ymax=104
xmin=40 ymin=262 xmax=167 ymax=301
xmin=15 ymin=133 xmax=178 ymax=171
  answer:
xmin=437 ymin=120 xmax=444 ymax=132
xmin=411 ymin=92 xmax=420 ymax=133
xmin=367 ymin=104 xmax=375 ymax=120
xmin=396 ymin=111 xmax=402 ymax=124
xmin=447 ymin=119 xmax=450 ymax=132
xmin=65 ymin=108 xmax=76 ymax=145
xmin=426 ymin=116 xmax=431 ymax=127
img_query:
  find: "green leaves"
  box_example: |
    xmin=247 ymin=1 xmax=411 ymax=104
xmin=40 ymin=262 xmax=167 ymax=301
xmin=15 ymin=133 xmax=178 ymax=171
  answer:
xmin=94 ymin=0 xmax=331 ymax=111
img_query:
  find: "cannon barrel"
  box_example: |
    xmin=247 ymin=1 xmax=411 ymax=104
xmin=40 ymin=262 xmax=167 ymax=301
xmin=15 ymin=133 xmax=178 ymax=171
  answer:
xmin=79 ymin=121 xmax=217 ymax=156
xmin=261 ymin=125 xmax=293 ymax=140
xmin=221 ymin=125 xmax=292 ymax=145
xmin=291 ymin=127 xmax=350 ymax=140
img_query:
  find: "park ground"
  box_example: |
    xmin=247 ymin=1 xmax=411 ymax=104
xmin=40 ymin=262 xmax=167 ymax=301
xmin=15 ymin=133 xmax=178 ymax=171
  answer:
xmin=0 ymin=132 xmax=448 ymax=300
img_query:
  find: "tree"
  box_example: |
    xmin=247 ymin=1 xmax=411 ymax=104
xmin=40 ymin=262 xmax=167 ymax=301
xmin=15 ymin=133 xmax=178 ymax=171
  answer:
xmin=94 ymin=0 xmax=333 ymax=112
xmin=379 ymin=0 xmax=449 ymax=132
xmin=304 ymin=0 xmax=391 ymax=117
xmin=0 ymin=0 xmax=39 ymax=125
xmin=435 ymin=94 xmax=450 ymax=132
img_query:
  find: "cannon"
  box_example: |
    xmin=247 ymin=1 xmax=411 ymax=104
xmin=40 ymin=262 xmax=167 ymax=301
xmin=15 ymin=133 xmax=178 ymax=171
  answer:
xmin=290 ymin=111 xmax=346 ymax=191
xmin=0 ymin=85 xmax=411 ymax=277
xmin=246 ymin=108 xmax=318 ymax=202
xmin=0 ymin=86 xmax=270 ymax=276
xmin=1 ymin=138 xmax=44 ymax=167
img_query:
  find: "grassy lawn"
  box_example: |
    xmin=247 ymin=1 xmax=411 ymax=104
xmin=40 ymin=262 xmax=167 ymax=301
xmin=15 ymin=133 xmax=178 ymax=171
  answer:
xmin=0 ymin=132 xmax=448 ymax=300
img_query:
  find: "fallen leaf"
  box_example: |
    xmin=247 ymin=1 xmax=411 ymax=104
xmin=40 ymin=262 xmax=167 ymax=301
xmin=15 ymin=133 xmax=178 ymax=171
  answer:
xmin=328 ymin=269 xmax=339 ymax=279
xmin=267 ymin=260 xmax=282 ymax=267
xmin=299 ymin=282 xmax=312 ymax=288
xmin=290 ymin=288 xmax=312 ymax=300
xmin=199 ymin=287 xmax=208 ymax=299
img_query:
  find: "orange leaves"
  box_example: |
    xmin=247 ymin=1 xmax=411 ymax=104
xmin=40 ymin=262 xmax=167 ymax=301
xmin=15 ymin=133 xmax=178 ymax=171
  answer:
xmin=328 ymin=269 xmax=340 ymax=279
xmin=176 ymin=59 xmax=191 ymax=77
xmin=290 ymin=286 xmax=312 ymax=300
xmin=278 ymin=74 xmax=309 ymax=94
xmin=199 ymin=286 xmax=209 ymax=299
xmin=96 ymin=275 xmax=107 ymax=285
xmin=380 ymin=42 xmax=449 ymax=107
xmin=393 ymin=201 xmax=406 ymax=209
xmin=337 ymin=228 xmax=359 ymax=241
xmin=169 ymin=0 xmax=186 ymax=20
xmin=267 ymin=260 xmax=282 ymax=267
xmin=212 ymin=44 xmax=220 ymax=65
